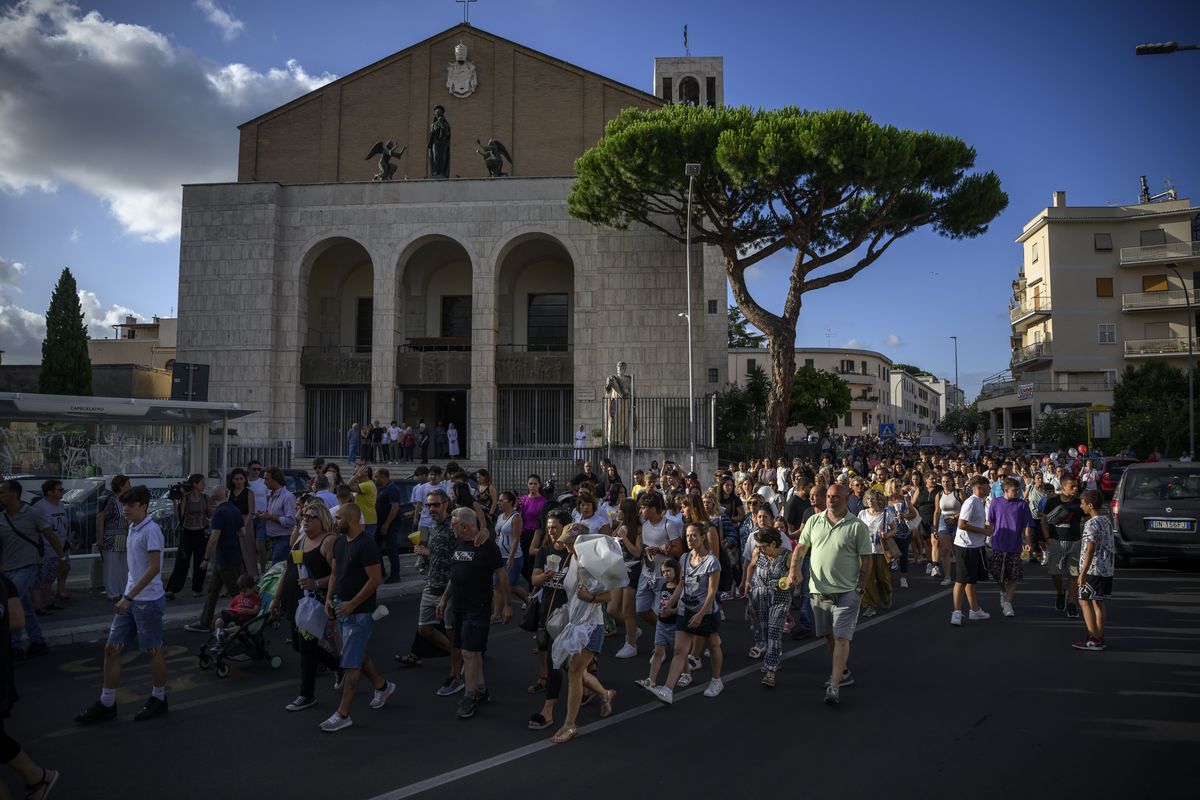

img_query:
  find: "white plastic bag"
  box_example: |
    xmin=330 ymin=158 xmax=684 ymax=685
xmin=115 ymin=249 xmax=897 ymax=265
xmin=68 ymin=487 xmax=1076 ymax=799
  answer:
xmin=571 ymin=533 xmax=629 ymax=593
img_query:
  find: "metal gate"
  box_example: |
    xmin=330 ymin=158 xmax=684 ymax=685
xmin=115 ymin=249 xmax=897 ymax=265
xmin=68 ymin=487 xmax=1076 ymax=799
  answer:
xmin=498 ymin=387 xmax=573 ymax=445
xmin=305 ymin=387 xmax=369 ymax=457
xmin=486 ymin=445 xmax=604 ymax=496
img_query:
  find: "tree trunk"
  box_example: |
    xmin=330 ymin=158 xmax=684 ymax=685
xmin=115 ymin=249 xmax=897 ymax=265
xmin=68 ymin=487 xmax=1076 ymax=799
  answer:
xmin=764 ymin=324 xmax=797 ymax=457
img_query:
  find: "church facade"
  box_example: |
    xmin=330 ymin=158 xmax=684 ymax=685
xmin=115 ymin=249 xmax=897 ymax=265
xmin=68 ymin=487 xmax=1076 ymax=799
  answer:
xmin=176 ymin=24 xmax=727 ymax=458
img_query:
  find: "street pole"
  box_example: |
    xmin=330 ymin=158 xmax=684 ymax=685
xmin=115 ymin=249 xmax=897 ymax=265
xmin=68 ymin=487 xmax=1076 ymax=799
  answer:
xmin=684 ymin=163 xmax=700 ymax=473
xmin=1168 ymin=263 xmax=1195 ymax=457
xmin=950 ymin=335 xmax=959 ymax=404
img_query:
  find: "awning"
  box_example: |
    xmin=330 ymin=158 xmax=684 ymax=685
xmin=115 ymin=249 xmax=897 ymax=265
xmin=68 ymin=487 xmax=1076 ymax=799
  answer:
xmin=0 ymin=392 xmax=255 ymax=424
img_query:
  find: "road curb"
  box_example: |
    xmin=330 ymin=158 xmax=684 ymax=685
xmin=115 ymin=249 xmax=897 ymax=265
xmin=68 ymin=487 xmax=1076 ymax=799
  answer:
xmin=40 ymin=576 xmax=429 ymax=648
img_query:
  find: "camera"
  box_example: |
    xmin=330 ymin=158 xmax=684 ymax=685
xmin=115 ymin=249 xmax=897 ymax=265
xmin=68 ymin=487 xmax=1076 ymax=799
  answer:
xmin=167 ymin=479 xmax=195 ymax=501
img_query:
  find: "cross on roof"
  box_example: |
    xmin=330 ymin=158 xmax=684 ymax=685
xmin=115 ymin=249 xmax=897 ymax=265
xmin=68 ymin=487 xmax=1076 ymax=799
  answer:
xmin=457 ymin=0 xmax=477 ymax=25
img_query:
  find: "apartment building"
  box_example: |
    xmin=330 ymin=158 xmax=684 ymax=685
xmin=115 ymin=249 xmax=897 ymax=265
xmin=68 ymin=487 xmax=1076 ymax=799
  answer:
xmin=728 ymin=346 xmax=894 ymax=438
xmin=88 ymin=315 xmax=178 ymax=371
xmin=977 ymin=187 xmax=1199 ymax=445
xmin=918 ymin=373 xmax=964 ymax=419
xmin=890 ymin=370 xmax=942 ymax=434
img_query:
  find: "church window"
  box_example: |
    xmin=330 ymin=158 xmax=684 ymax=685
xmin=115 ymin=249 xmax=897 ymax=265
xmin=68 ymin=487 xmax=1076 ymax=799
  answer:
xmin=527 ymin=293 xmax=569 ymax=350
xmin=708 ymin=368 xmax=719 ymax=383
xmin=706 ymin=77 xmax=716 ymax=107
xmin=678 ymin=76 xmax=700 ymax=106
xmin=661 ymin=77 xmax=673 ymax=102
xmin=440 ymin=296 xmax=472 ymax=339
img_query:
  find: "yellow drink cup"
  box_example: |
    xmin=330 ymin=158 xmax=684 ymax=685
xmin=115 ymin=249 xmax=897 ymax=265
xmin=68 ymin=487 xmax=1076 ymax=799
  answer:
xmin=408 ymin=532 xmax=422 ymax=547
xmin=290 ymin=548 xmax=303 ymax=566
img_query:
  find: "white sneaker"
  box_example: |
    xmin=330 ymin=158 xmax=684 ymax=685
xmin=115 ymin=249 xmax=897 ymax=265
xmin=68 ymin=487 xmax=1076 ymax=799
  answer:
xmin=319 ymin=712 xmax=353 ymax=732
xmin=687 ymin=655 xmax=702 ymax=671
xmin=900 ymin=577 xmax=909 ymax=589
xmin=615 ymin=643 xmax=637 ymax=659
xmin=940 ymin=577 xmax=953 ymax=587
xmin=969 ymin=609 xmax=991 ymax=621
xmin=1001 ymin=601 xmax=1014 ymax=617
xmin=369 ymin=681 xmax=396 ymax=709
xmin=650 ymin=685 xmax=673 ymax=705
xmin=950 ymin=610 xmax=963 ymax=626
xmin=703 ymin=678 xmax=724 ymax=698
xmin=925 ymin=563 xmax=934 ymax=576
xmin=676 ymin=672 xmax=692 ymax=688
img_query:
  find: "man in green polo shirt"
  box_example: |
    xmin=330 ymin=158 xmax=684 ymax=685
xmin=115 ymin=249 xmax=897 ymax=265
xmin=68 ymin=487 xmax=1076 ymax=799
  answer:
xmin=786 ymin=482 xmax=873 ymax=706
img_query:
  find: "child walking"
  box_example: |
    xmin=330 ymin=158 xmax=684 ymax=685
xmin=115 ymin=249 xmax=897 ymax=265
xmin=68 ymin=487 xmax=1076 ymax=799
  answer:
xmin=1075 ymin=490 xmax=1114 ymax=651
xmin=742 ymin=527 xmax=792 ymax=687
xmin=637 ymin=558 xmax=682 ymax=691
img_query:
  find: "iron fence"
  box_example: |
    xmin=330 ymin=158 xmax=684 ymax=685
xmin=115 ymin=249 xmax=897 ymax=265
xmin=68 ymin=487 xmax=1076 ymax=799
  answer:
xmin=624 ymin=396 xmax=716 ymax=449
xmin=498 ymin=388 xmax=574 ymax=445
xmin=304 ymin=387 xmax=370 ymax=457
xmin=486 ymin=445 xmax=604 ymax=495
xmin=207 ymin=441 xmax=293 ymax=474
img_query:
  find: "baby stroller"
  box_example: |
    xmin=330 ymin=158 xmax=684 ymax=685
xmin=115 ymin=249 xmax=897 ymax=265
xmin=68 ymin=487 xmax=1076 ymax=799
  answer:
xmin=196 ymin=562 xmax=285 ymax=678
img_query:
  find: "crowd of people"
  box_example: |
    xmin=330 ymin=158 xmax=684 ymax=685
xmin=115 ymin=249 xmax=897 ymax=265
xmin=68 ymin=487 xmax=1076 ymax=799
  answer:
xmin=346 ymin=420 xmax=461 ymax=464
xmin=0 ymin=438 xmax=1122 ymax=760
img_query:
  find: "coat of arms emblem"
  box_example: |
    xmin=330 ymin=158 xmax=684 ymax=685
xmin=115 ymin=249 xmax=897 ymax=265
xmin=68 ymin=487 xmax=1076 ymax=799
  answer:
xmin=446 ymin=42 xmax=477 ymax=98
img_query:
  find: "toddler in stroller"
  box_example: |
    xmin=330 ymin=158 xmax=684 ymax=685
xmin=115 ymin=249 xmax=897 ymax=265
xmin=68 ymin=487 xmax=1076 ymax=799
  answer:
xmin=197 ymin=563 xmax=284 ymax=678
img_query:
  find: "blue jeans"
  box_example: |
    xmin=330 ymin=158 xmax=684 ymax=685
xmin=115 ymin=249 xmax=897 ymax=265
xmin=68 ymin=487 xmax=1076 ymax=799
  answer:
xmin=269 ymin=536 xmax=291 ymax=563
xmin=4 ymin=565 xmax=44 ymax=648
xmin=795 ymin=553 xmax=814 ymax=631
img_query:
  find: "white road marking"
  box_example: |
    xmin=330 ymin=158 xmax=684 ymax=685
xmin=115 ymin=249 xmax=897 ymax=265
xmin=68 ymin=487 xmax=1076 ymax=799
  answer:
xmin=366 ymin=588 xmax=952 ymax=800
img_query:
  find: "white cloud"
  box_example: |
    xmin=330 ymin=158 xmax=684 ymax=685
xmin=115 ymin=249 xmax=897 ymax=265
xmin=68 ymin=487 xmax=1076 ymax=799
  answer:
xmin=194 ymin=0 xmax=244 ymax=41
xmin=0 ymin=1 xmax=336 ymax=241
xmin=841 ymin=338 xmax=861 ymax=348
xmin=0 ymin=257 xmax=144 ymax=363
xmin=885 ymin=333 xmax=903 ymax=347
xmin=68 ymin=226 xmax=80 ymax=242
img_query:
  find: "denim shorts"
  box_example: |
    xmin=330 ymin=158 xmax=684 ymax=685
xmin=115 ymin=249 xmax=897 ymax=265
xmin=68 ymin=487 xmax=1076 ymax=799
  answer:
xmin=337 ymin=612 xmax=374 ymax=669
xmin=493 ymin=555 xmax=523 ymax=589
xmin=452 ymin=607 xmax=491 ymax=652
xmin=254 ymin=518 xmax=267 ymax=542
xmin=108 ymin=596 xmax=166 ymax=651
xmin=636 ymin=571 xmax=663 ymax=614
xmin=654 ymin=618 xmax=674 ymax=648
xmin=585 ymin=622 xmax=605 ymax=654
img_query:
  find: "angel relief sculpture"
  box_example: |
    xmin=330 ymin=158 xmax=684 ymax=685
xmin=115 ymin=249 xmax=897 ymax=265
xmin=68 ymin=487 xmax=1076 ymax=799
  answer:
xmin=475 ymin=139 xmax=513 ymax=177
xmin=365 ymin=139 xmax=406 ymax=181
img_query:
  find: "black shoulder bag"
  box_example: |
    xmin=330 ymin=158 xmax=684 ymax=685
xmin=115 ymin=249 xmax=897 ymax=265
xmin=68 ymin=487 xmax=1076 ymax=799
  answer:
xmin=2 ymin=511 xmax=45 ymax=559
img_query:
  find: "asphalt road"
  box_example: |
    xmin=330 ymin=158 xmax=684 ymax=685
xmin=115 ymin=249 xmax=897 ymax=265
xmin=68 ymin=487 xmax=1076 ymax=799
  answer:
xmin=6 ymin=559 xmax=1198 ymax=800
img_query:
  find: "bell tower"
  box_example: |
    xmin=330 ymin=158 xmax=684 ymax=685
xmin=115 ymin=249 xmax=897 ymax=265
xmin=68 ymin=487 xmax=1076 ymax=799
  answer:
xmin=653 ymin=55 xmax=724 ymax=107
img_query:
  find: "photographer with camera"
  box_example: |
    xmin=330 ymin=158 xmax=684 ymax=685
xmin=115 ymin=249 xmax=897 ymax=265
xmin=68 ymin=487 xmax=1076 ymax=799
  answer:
xmin=165 ymin=474 xmax=209 ymax=600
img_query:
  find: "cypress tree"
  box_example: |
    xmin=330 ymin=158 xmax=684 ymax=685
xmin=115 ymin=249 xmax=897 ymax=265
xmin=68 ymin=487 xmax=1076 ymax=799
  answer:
xmin=38 ymin=267 xmax=93 ymax=396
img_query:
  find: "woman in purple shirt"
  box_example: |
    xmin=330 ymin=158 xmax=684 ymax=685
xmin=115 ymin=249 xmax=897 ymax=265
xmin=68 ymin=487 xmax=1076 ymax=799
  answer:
xmin=515 ymin=474 xmax=548 ymax=585
xmin=986 ymin=477 xmax=1035 ymax=618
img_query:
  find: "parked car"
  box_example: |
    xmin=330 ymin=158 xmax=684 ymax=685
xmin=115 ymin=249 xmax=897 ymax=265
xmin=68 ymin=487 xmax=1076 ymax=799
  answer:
xmin=1099 ymin=457 xmax=1139 ymax=496
xmin=281 ymin=469 xmax=312 ymax=497
xmin=1111 ymin=462 xmax=1200 ymax=562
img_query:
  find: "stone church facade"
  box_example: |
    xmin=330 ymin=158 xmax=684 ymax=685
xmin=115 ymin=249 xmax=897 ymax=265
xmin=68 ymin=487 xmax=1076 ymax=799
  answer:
xmin=176 ymin=24 xmax=727 ymax=458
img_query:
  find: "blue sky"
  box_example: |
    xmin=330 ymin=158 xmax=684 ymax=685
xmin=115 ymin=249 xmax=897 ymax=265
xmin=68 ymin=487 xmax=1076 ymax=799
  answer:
xmin=0 ymin=0 xmax=1197 ymax=399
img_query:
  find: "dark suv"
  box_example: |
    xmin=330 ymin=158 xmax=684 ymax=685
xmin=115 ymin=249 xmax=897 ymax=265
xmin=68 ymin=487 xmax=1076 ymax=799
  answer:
xmin=1111 ymin=462 xmax=1200 ymax=562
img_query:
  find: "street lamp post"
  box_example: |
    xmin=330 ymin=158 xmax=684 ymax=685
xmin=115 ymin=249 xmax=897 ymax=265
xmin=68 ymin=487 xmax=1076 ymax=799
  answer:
xmin=949 ymin=335 xmax=959 ymax=402
xmin=1168 ymin=263 xmax=1195 ymax=457
xmin=684 ymin=162 xmax=701 ymax=473
xmin=1135 ymin=41 xmax=1200 ymax=56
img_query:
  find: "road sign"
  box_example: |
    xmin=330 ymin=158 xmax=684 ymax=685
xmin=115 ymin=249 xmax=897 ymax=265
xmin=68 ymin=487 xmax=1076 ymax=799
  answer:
xmin=879 ymin=423 xmax=896 ymax=439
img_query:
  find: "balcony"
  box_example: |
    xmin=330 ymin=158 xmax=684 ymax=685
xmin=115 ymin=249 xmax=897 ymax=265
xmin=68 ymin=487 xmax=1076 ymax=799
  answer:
xmin=1122 ymin=289 xmax=1192 ymax=312
xmin=301 ymin=346 xmax=371 ymax=385
xmin=978 ymin=379 xmax=1018 ymax=400
xmin=496 ymin=344 xmax=573 ymax=385
xmin=396 ymin=345 xmax=471 ymax=385
xmin=1011 ymin=339 xmax=1052 ymax=367
xmin=1123 ymin=337 xmax=1200 ymax=359
xmin=1119 ymin=240 xmax=1200 ymax=266
xmin=1009 ymin=296 xmax=1052 ymax=326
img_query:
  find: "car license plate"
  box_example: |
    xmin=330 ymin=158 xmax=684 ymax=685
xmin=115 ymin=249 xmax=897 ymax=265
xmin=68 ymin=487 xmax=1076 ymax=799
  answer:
xmin=1146 ymin=518 xmax=1196 ymax=532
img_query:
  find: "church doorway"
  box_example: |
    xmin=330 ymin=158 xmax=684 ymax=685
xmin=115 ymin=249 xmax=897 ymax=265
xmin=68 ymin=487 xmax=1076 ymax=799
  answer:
xmin=396 ymin=389 xmax=468 ymax=459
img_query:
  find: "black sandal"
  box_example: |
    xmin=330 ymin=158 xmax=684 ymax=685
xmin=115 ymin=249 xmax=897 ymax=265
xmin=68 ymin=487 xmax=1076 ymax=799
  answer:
xmin=528 ymin=712 xmax=553 ymax=730
xmin=394 ymin=653 xmax=422 ymax=667
xmin=26 ymin=767 xmax=58 ymax=799
xmin=527 ymin=678 xmax=548 ymax=694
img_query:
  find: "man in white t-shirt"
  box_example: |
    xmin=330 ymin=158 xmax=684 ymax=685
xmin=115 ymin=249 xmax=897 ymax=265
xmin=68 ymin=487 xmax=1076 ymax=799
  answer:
xmin=634 ymin=492 xmax=683 ymax=628
xmin=950 ymin=476 xmax=993 ymax=626
xmin=75 ymin=485 xmax=169 ymax=724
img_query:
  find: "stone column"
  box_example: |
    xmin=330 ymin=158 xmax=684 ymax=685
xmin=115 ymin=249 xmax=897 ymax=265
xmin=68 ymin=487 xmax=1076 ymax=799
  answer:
xmin=1001 ymin=407 xmax=1013 ymax=447
xmin=471 ymin=259 xmax=497 ymax=459
xmin=371 ymin=257 xmax=397 ymax=425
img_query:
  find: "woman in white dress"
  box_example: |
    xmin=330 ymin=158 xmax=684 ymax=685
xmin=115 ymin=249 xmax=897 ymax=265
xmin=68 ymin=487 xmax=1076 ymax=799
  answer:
xmin=447 ymin=422 xmax=460 ymax=457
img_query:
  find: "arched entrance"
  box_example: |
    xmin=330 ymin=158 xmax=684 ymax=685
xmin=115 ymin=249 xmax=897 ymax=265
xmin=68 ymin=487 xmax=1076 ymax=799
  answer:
xmin=395 ymin=237 xmax=474 ymax=458
xmin=495 ymin=235 xmax=574 ymax=445
xmin=301 ymin=237 xmax=374 ymax=456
